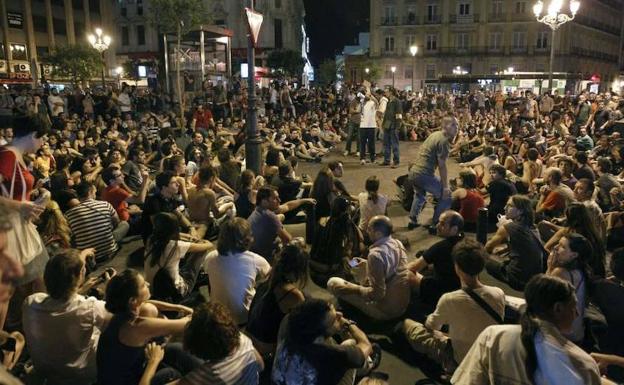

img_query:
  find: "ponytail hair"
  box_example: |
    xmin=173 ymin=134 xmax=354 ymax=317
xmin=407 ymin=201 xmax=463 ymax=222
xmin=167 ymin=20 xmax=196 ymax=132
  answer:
xmin=365 ymin=176 xmax=380 ymax=204
xmin=521 ymin=274 xmax=575 ymax=382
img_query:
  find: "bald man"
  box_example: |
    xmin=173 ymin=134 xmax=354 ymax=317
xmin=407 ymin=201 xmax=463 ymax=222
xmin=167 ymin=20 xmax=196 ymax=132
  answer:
xmin=327 ymin=215 xmax=410 ymax=320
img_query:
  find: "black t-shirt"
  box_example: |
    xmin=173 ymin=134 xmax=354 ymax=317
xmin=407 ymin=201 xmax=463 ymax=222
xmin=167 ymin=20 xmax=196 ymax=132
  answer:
xmin=422 ymin=236 xmax=462 ymax=288
xmin=574 ymin=164 xmax=596 ymax=182
xmin=487 ymin=179 xmax=517 ymax=220
xmin=141 ymin=193 xmax=183 ymax=241
xmin=272 ymin=175 xmax=302 ymax=203
xmin=590 ymin=278 xmax=624 ymax=354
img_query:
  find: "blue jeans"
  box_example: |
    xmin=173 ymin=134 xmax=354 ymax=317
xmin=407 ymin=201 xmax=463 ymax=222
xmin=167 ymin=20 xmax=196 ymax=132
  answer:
xmin=383 ymin=129 xmax=400 ymax=164
xmin=345 ymin=121 xmax=359 ymax=154
xmin=408 ymin=173 xmax=451 ymax=225
xmin=359 ymin=128 xmax=376 ymax=162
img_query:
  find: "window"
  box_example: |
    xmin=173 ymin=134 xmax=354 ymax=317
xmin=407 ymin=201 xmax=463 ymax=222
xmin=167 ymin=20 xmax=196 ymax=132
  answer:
xmin=384 ymin=65 xmax=393 ymax=79
xmin=536 ymin=31 xmax=548 ymax=49
xmin=405 ymin=34 xmax=416 ymax=50
xmin=89 ymin=0 xmax=100 ymax=13
xmin=0 ymin=44 xmax=5 ymax=61
xmin=137 ymin=25 xmax=145 ymax=45
xmin=121 ymin=26 xmax=129 ymax=46
xmin=275 ymin=0 xmax=281 ymax=8
xmin=456 ymin=33 xmax=469 ymax=50
xmin=52 ymin=18 xmax=66 ymax=35
xmin=407 ymin=6 xmax=417 ymax=23
xmin=384 ymin=36 xmax=395 ymax=52
xmin=515 ymin=1 xmax=526 ymax=13
xmin=512 ymin=31 xmax=527 ymax=49
xmin=405 ymin=65 xmax=413 ymax=79
xmin=33 ymin=15 xmax=47 ymax=33
xmin=459 ymin=3 xmax=471 ymax=15
xmin=426 ymin=34 xmax=437 ymax=50
xmin=71 ymin=0 xmax=83 ymax=10
xmin=274 ymin=18 xmax=283 ymax=48
xmin=492 ymin=0 xmax=503 ymax=15
xmin=74 ymin=22 xmax=84 ymax=37
xmin=425 ymin=64 xmax=436 ymax=79
xmin=384 ymin=6 xmax=396 ymax=23
xmin=10 ymin=44 xmax=27 ymax=61
xmin=426 ymin=4 xmax=438 ymax=20
xmin=36 ymin=46 xmax=48 ymax=58
xmin=137 ymin=5 xmax=143 ymax=15
xmin=121 ymin=7 xmax=127 ymax=17
xmin=489 ymin=31 xmax=502 ymax=50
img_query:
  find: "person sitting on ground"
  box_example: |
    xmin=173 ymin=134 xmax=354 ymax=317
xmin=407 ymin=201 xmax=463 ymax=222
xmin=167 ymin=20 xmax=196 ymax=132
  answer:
xmin=168 ymin=302 xmax=264 ymax=385
xmin=451 ymin=171 xmax=484 ymax=231
xmin=357 ymin=176 xmax=388 ymax=235
xmin=22 ymin=249 xmax=113 ymax=385
xmin=407 ymin=210 xmax=464 ymax=306
xmin=187 ymin=165 xmax=235 ymax=238
xmin=143 ymin=212 xmax=215 ymax=301
xmin=235 ymin=170 xmax=260 ymax=220
xmin=247 ymin=243 xmax=308 ymax=356
xmin=217 ymin=148 xmax=242 ymax=191
xmin=96 ymin=269 xmax=195 ymax=385
xmin=451 ymin=274 xmax=602 ymax=385
xmin=203 ymin=218 xmax=271 ymax=326
xmin=310 ymin=167 xmax=339 ymax=220
xmin=101 ymin=165 xmax=150 ymax=233
xmin=328 ymin=215 xmax=410 ymax=320
xmin=328 ymin=160 xmax=356 ymax=200
xmin=536 ymin=167 xmax=576 ymax=218
xmin=486 ymin=163 xmax=517 ymax=224
xmin=485 ymin=195 xmax=544 ymax=291
xmin=400 ymin=238 xmax=505 ymax=374
xmin=65 ymin=181 xmax=129 ymax=264
xmin=595 ymin=157 xmax=622 ymax=210
xmin=272 ymin=299 xmax=374 ymax=385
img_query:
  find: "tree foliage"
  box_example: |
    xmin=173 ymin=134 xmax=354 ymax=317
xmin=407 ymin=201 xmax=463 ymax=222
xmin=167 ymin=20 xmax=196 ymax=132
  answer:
xmin=147 ymin=0 xmax=209 ymax=36
xmin=43 ymin=45 xmax=102 ymax=84
xmin=267 ymin=50 xmax=305 ymax=77
xmin=360 ymin=59 xmax=382 ymax=82
xmin=317 ymin=59 xmax=337 ymax=86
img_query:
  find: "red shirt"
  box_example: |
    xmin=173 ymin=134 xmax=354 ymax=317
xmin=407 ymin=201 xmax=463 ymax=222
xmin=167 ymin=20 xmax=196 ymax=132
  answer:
xmin=459 ymin=189 xmax=485 ymax=223
xmin=193 ymin=109 xmax=213 ymax=129
xmin=0 ymin=148 xmax=34 ymax=201
xmin=101 ymin=185 xmax=131 ymax=221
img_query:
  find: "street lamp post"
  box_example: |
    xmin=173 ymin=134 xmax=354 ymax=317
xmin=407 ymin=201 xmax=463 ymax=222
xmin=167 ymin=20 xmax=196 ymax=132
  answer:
xmin=533 ymin=0 xmax=580 ymax=93
xmin=409 ymin=45 xmax=418 ymax=91
xmin=88 ymin=28 xmax=111 ymax=87
xmin=391 ymin=66 xmax=396 ymax=88
xmin=244 ymin=1 xmax=263 ymax=175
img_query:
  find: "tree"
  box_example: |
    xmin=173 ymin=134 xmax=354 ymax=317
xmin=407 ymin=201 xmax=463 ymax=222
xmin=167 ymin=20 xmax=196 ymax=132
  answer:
xmin=267 ymin=49 xmax=305 ymax=78
xmin=360 ymin=59 xmax=382 ymax=83
xmin=148 ymin=0 xmax=209 ymax=125
xmin=317 ymin=59 xmax=337 ymax=86
xmin=43 ymin=45 xmax=102 ymax=85
xmin=122 ymin=60 xmax=140 ymax=86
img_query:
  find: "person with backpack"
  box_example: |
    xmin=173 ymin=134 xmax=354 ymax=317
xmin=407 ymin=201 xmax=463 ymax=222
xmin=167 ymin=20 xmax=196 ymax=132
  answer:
xmin=399 ymin=238 xmax=505 ymax=374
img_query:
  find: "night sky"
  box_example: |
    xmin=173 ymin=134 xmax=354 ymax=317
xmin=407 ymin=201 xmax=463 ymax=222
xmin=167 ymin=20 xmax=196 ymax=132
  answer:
xmin=303 ymin=0 xmax=370 ymax=66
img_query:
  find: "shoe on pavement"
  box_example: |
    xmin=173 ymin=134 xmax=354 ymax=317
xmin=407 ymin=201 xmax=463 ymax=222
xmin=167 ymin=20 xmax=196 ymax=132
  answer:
xmin=407 ymin=221 xmax=420 ymax=230
xmin=343 ymin=151 xmax=349 ymax=156
xmin=356 ymin=151 xmax=360 ymax=157
xmin=360 ymin=159 xmax=366 ymax=165
xmin=427 ymin=225 xmax=437 ymax=235
xmin=377 ymin=161 xmax=390 ymax=166
xmin=391 ymin=163 xmax=399 ymax=168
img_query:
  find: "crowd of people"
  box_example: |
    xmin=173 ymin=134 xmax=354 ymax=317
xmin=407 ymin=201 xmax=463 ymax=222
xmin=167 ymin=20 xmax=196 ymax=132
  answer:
xmin=0 ymin=78 xmax=622 ymax=385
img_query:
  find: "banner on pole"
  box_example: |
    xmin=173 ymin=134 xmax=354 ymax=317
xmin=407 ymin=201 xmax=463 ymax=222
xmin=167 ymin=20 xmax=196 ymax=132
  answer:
xmin=245 ymin=7 xmax=263 ymax=47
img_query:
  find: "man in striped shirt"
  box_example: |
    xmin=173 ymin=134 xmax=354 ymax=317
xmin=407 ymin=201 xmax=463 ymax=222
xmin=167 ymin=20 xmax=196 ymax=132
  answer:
xmin=65 ymin=181 xmax=129 ymax=263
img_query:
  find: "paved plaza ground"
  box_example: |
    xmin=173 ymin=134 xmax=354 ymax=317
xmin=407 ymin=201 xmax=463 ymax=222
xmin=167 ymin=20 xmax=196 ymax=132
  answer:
xmin=105 ymin=140 xmax=523 ymax=384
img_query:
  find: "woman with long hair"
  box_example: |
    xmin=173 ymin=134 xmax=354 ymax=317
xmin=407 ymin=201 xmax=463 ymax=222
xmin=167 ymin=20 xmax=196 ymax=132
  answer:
xmin=36 ymin=200 xmax=71 ymax=255
xmin=357 ymin=176 xmax=388 ymax=234
xmin=485 ymin=195 xmax=544 ymax=290
xmin=143 ymin=212 xmax=214 ymax=299
xmin=246 ymin=243 xmax=308 ymax=355
xmin=497 ymin=144 xmax=517 ymax=174
xmin=310 ymin=166 xmax=337 ymax=219
xmin=452 ymin=274 xmax=602 ymax=384
xmin=452 ymin=171 xmax=485 ymax=230
xmin=544 ymin=203 xmax=606 ymax=278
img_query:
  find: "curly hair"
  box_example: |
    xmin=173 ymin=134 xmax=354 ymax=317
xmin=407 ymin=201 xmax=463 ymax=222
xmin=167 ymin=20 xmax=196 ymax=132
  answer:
xmin=184 ymin=302 xmax=240 ymax=361
xmin=217 ymin=217 xmax=253 ymax=255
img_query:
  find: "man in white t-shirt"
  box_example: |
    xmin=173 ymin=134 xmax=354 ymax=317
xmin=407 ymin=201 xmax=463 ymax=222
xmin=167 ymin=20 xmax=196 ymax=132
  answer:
xmin=23 ymin=249 xmax=111 ymax=385
xmin=47 ymin=88 xmax=64 ymax=117
xmin=118 ymin=87 xmax=132 ymax=114
xmin=375 ymin=89 xmax=388 ymax=140
xmin=398 ymin=238 xmax=505 ymax=372
xmin=359 ymin=92 xmax=378 ymax=165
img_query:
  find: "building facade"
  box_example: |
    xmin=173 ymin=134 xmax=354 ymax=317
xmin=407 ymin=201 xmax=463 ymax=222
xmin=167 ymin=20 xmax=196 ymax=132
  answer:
xmin=364 ymin=0 xmax=624 ymax=91
xmin=0 ymin=0 xmax=115 ymax=84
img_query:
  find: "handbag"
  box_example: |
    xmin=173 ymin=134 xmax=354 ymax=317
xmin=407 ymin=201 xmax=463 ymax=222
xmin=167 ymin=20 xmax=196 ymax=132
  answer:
xmin=0 ymin=151 xmax=44 ymax=266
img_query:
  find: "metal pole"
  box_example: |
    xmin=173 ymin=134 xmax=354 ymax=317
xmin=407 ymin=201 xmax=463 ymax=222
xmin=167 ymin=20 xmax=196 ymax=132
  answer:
xmin=392 ymin=72 xmax=395 ymax=88
xmin=163 ymin=34 xmax=170 ymax=95
xmin=101 ymin=51 xmax=106 ymax=87
xmin=200 ymin=29 xmax=205 ymax=82
xmin=411 ymin=55 xmax=415 ymax=91
xmin=245 ymin=0 xmax=262 ymax=175
xmin=548 ymin=28 xmax=555 ymax=93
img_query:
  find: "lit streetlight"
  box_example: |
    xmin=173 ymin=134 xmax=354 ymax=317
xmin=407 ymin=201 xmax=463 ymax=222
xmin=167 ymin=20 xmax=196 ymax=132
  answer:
xmin=391 ymin=65 xmax=396 ymax=88
xmin=87 ymin=28 xmax=112 ymax=87
xmin=409 ymin=45 xmax=418 ymax=91
xmin=533 ymin=0 xmax=580 ymax=93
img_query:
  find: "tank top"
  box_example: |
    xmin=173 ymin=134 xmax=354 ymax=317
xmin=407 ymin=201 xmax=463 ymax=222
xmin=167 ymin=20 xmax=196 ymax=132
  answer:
xmin=235 ymin=188 xmax=255 ymax=219
xmin=246 ymin=282 xmax=296 ymax=344
xmin=96 ymin=315 xmax=145 ymax=385
xmin=504 ymin=222 xmax=544 ymax=284
xmin=459 ymin=189 xmax=485 ymax=223
xmin=0 ymin=148 xmax=34 ymax=201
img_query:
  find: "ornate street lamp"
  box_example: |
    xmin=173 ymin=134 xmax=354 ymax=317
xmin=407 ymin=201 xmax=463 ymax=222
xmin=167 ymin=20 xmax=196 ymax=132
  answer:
xmin=533 ymin=0 xmax=580 ymax=93
xmin=391 ymin=66 xmax=396 ymax=88
xmin=88 ymin=28 xmax=112 ymax=87
xmin=409 ymin=45 xmax=418 ymax=91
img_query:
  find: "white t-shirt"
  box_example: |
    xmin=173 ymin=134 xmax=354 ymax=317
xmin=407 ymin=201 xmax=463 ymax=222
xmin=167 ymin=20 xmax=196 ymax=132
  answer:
xmin=203 ymin=250 xmax=271 ymax=325
xmin=47 ymin=95 xmax=64 ymax=117
xmin=22 ymin=293 xmax=109 ymax=385
xmin=377 ymin=96 xmax=388 ymax=115
xmin=357 ymin=192 xmax=388 ymax=231
xmin=426 ymin=285 xmax=505 ymax=363
xmin=360 ymin=100 xmax=377 ymax=128
xmin=118 ymin=93 xmax=132 ymax=112
xmin=144 ymin=240 xmax=192 ymax=294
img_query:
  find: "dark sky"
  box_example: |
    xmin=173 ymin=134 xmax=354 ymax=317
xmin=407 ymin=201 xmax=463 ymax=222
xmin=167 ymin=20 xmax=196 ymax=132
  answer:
xmin=303 ymin=0 xmax=370 ymax=67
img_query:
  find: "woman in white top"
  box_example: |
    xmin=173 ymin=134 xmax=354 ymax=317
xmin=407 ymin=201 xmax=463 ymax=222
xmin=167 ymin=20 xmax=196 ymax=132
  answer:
xmin=144 ymin=212 xmax=215 ymax=299
xmin=357 ymin=176 xmax=388 ymax=234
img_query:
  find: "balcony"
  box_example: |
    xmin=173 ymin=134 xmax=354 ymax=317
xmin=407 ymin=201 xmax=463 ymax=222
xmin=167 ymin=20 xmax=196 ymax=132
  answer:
xmin=570 ymin=46 xmax=619 ymax=63
xmin=449 ymin=13 xmax=479 ymax=23
xmin=574 ymin=15 xmax=620 ymax=36
xmin=403 ymin=14 xmax=420 ymax=25
xmin=511 ymin=13 xmax=533 ymax=22
xmin=510 ymin=46 xmax=528 ymax=54
xmin=380 ymin=16 xmax=399 ymax=26
xmin=488 ymin=13 xmax=505 ymax=22
xmin=423 ymin=14 xmax=442 ymax=24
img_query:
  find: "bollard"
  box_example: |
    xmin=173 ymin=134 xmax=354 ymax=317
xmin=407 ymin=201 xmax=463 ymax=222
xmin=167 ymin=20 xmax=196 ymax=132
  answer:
xmin=477 ymin=207 xmax=488 ymax=245
xmin=305 ymin=203 xmax=316 ymax=245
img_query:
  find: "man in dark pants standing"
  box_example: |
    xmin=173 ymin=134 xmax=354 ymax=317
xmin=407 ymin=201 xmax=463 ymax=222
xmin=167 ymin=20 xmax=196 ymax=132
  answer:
xmin=381 ymin=88 xmax=403 ymax=168
xmin=359 ymin=91 xmax=378 ymax=165
xmin=344 ymin=92 xmax=361 ymax=156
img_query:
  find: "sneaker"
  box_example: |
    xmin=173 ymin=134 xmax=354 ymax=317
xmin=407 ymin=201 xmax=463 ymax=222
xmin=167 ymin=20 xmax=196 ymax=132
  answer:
xmin=356 ymin=151 xmax=360 ymax=157
xmin=360 ymin=159 xmax=366 ymax=165
xmin=343 ymin=150 xmax=349 ymax=156
xmin=369 ymin=343 xmax=382 ymax=371
xmin=377 ymin=161 xmax=390 ymax=166
xmin=427 ymin=225 xmax=438 ymax=235
xmin=391 ymin=162 xmax=399 ymax=169
xmin=407 ymin=221 xmax=420 ymax=230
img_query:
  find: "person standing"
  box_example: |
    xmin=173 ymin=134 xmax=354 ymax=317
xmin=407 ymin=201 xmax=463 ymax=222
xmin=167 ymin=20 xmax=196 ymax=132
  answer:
xmin=407 ymin=116 xmax=457 ymax=232
xmin=344 ymin=92 xmax=361 ymax=156
xmin=359 ymin=92 xmax=378 ymax=165
xmin=380 ymin=88 xmax=402 ymax=168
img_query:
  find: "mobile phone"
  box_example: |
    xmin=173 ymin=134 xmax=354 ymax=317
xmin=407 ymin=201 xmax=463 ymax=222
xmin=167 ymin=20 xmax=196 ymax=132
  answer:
xmin=348 ymin=259 xmax=360 ymax=268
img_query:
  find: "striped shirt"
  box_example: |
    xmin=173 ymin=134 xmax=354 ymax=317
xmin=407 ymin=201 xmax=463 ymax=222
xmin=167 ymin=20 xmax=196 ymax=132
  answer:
xmin=65 ymin=199 xmax=118 ymax=261
xmin=178 ymin=334 xmax=261 ymax=385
